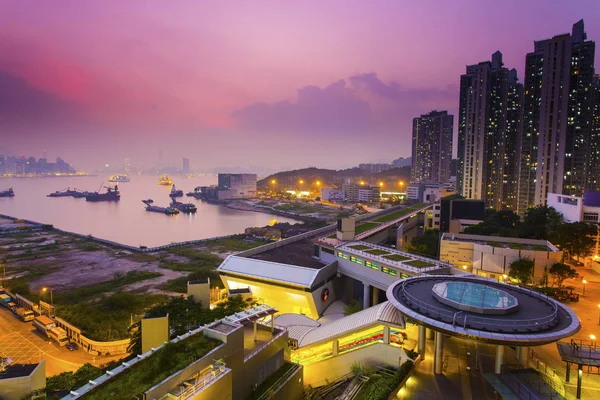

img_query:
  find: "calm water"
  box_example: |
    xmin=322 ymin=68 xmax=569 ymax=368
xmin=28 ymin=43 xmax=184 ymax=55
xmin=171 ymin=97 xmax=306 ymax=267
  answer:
xmin=0 ymin=175 xmax=299 ymax=247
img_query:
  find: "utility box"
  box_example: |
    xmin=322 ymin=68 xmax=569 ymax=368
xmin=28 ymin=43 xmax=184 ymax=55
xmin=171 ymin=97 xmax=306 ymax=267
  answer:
xmin=188 ymin=278 xmax=210 ymax=309
xmin=336 ymin=218 xmax=356 ymax=241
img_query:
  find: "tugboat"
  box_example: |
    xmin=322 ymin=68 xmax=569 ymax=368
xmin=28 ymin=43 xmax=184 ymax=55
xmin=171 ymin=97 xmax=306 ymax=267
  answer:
xmin=186 ymin=186 xmax=204 ymax=199
xmin=169 ymin=185 xmax=184 ymax=198
xmin=86 ymin=185 xmax=120 ymax=202
xmin=47 ymin=188 xmax=77 ymax=197
xmin=109 ymin=174 xmax=130 ymax=183
xmin=142 ymin=199 xmax=179 ymax=215
xmin=158 ymin=175 xmax=173 ymax=186
xmin=0 ymin=188 xmax=14 ymax=198
xmin=170 ymin=199 xmax=197 ymax=213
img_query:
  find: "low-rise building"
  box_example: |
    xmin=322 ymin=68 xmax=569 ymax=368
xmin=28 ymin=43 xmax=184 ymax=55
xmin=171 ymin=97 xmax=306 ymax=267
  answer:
xmin=406 ymin=181 xmax=456 ymax=202
xmin=320 ymin=188 xmax=345 ymax=202
xmin=0 ymin=361 xmax=45 ymax=400
xmin=439 ymin=232 xmax=562 ymax=283
xmin=343 ymin=184 xmax=380 ymax=203
xmin=64 ymin=305 xmax=303 ymax=400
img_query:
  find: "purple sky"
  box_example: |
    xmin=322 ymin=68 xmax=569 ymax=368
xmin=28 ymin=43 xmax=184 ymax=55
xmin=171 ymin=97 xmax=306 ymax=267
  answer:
xmin=1 ymin=1 xmax=599 ymax=172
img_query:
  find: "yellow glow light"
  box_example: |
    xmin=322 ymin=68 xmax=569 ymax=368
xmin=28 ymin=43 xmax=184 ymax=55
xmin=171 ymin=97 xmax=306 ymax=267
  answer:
xmin=379 ymin=182 xmax=384 ymax=187
xmin=299 ymin=179 xmax=304 ymax=184
xmin=591 ymin=334 xmax=596 ymax=341
xmin=316 ymin=181 xmax=321 ymax=186
xmin=583 ymin=279 xmax=588 ymax=284
xmin=360 ymin=181 xmax=365 ymax=185
xmin=271 ymin=179 xmax=276 ymax=184
xmin=462 ymin=265 xmax=467 ymax=270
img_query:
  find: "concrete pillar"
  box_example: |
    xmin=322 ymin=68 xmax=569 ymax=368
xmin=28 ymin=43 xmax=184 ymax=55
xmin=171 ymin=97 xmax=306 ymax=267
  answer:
xmin=383 ymin=326 xmax=390 ymax=345
xmin=577 ymin=364 xmax=583 ymax=399
xmin=495 ymin=345 xmax=504 ymax=374
xmin=372 ymin=287 xmax=379 ymax=306
xmin=253 ymin=320 xmax=257 ymax=341
xmin=427 ymin=328 xmax=435 ymax=340
xmin=363 ymin=283 xmax=370 ymax=309
xmin=418 ymin=325 xmax=426 ymax=359
xmin=518 ymin=347 xmax=529 ymax=368
xmin=566 ymin=362 xmax=571 ymax=383
xmin=333 ymin=340 xmax=339 ymax=356
xmin=434 ymin=331 xmax=443 ymax=374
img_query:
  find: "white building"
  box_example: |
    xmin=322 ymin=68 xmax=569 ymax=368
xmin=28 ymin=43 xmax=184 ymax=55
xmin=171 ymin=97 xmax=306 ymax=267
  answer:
xmin=320 ymin=188 xmax=345 ymax=202
xmin=546 ymin=191 xmax=600 ymax=224
xmin=439 ymin=233 xmax=562 ymax=283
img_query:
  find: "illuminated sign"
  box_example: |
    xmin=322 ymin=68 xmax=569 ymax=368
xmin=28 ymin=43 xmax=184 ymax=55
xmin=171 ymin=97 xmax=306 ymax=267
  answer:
xmin=321 ymin=288 xmax=330 ymax=302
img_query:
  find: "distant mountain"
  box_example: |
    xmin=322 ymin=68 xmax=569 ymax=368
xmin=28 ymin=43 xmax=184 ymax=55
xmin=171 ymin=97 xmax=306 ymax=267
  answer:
xmin=258 ymin=166 xmax=411 ymax=189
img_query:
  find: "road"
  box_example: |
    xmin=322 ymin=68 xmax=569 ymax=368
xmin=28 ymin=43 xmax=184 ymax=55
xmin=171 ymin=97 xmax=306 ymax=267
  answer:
xmin=0 ymin=307 xmax=122 ymax=377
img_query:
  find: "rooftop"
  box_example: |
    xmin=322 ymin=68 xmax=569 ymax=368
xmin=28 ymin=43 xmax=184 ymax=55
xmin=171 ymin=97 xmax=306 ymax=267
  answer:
xmin=441 ymin=233 xmax=557 ymax=252
xmin=0 ymin=363 xmax=39 ymax=380
xmin=387 ymin=276 xmax=580 ymax=346
xmin=218 ymin=256 xmax=327 ymax=289
xmin=249 ymin=239 xmax=325 ymax=269
xmin=337 ymin=241 xmax=449 ymax=273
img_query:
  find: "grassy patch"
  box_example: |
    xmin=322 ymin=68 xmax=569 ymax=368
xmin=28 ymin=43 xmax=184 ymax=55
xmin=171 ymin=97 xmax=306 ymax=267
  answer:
xmin=349 ymin=244 xmax=372 ymax=250
xmin=54 ymin=271 xmax=162 ymax=304
xmin=355 ymin=222 xmax=381 ymax=234
xmin=372 ymin=203 xmax=426 ymax=223
xmin=382 ymin=254 xmax=411 ymax=262
xmin=126 ymin=252 xmax=159 ymax=262
xmin=274 ymin=203 xmax=320 ymax=214
xmin=201 ymin=235 xmax=269 ymax=252
xmin=486 ymin=241 xmax=505 ymax=248
xmin=364 ymin=249 xmax=390 ymax=255
xmin=168 ymin=247 xmax=225 ymax=263
xmin=83 ymin=334 xmax=221 ymax=399
xmin=404 ymin=260 xmax=435 ymax=268
xmin=161 ymin=270 xmax=224 ymax=293
xmin=247 ymin=362 xmax=297 ymax=400
xmin=354 ymin=360 xmax=414 ymax=400
xmin=508 ymin=243 xmax=526 ymax=250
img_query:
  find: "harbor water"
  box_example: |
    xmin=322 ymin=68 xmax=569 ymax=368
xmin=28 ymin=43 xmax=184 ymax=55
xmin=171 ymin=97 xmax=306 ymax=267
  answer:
xmin=0 ymin=175 xmax=300 ymax=247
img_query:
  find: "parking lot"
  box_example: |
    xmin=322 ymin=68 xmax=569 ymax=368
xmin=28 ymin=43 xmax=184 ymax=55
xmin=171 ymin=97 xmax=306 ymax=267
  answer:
xmin=0 ymin=307 xmax=120 ymax=376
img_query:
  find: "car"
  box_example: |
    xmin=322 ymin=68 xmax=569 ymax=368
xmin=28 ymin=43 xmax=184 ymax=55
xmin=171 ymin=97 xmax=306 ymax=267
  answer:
xmin=66 ymin=342 xmax=78 ymax=351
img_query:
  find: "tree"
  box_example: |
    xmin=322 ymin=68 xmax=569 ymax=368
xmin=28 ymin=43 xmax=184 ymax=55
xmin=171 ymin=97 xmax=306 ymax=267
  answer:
xmin=552 ymin=222 xmax=597 ymax=261
xmin=549 ymin=263 xmax=579 ymax=288
xmin=408 ymin=229 xmax=440 ymax=258
xmin=127 ymin=321 xmax=141 ymax=354
xmin=464 ymin=210 xmax=520 ymax=237
xmin=519 ymin=205 xmax=563 ymax=240
xmin=508 ymin=258 xmax=534 ymax=285
xmin=344 ymin=299 xmax=362 ymax=315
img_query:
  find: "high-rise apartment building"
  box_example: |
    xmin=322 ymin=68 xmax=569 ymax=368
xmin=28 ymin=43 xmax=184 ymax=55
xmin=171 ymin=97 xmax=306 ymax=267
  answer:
xmin=458 ymin=51 xmax=523 ymax=210
xmin=411 ymin=110 xmax=453 ymax=184
xmin=590 ymin=75 xmax=600 ymax=190
xmin=517 ymin=20 xmax=596 ymax=214
xmin=182 ymin=157 xmax=190 ymax=174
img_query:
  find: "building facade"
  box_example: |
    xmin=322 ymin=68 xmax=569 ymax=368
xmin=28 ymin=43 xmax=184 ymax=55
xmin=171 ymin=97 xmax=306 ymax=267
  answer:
xmin=411 ymin=110 xmax=453 ymax=184
xmin=320 ymin=188 xmax=345 ymax=202
xmin=343 ymin=184 xmax=380 ymax=203
xmin=458 ymin=51 xmax=523 ymax=210
xmin=517 ymin=20 xmax=597 ymax=214
xmin=215 ymin=173 xmax=257 ymax=200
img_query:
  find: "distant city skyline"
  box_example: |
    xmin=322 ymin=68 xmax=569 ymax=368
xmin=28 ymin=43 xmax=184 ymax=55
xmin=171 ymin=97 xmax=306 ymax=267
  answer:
xmin=1 ymin=1 xmax=599 ymax=171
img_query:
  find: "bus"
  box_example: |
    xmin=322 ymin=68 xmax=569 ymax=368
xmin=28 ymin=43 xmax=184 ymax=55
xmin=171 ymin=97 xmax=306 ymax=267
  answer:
xmin=48 ymin=327 xmax=69 ymax=346
xmin=15 ymin=308 xmax=34 ymax=322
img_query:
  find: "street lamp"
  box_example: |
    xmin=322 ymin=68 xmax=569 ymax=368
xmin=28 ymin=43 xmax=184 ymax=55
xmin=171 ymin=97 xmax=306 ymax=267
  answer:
xmin=379 ymin=182 xmax=384 ymax=188
xmin=299 ymin=179 xmax=304 ymax=191
xmin=590 ymin=334 xmax=597 ymax=347
xmin=502 ymin=274 xmax=508 ymax=283
xmin=42 ymin=287 xmax=53 ymax=316
xmin=583 ymin=279 xmax=588 ymax=296
xmin=597 ymin=304 xmax=600 ymax=325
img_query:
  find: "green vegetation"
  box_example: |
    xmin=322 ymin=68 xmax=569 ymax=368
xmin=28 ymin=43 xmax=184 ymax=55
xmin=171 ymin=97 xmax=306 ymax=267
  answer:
xmin=274 ymin=202 xmax=321 ymax=214
xmin=126 ymin=252 xmax=159 ymax=262
xmin=349 ymin=244 xmax=372 ymax=250
xmin=364 ymin=249 xmax=389 ymax=255
xmin=552 ymin=222 xmax=598 ymax=261
xmin=84 ymin=334 xmax=221 ymax=400
xmin=382 ymin=254 xmax=411 ymax=262
xmin=354 ymin=360 xmax=414 ymax=400
xmin=355 ymin=222 xmax=381 ymax=234
xmin=372 ymin=203 xmax=425 ymax=223
xmin=167 ymin=247 xmax=225 ymax=263
xmin=404 ymin=260 xmax=435 ymax=268
xmin=508 ymin=258 xmax=534 ymax=285
xmin=247 ymin=362 xmax=297 ymax=400
xmin=344 ymin=299 xmax=363 ymax=315
xmin=508 ymin=243 xmax=526 ymax=250
xmin=486 ymin=241 xmax=505 ymax=248
xmin=549 ymin=262 xmax=579 ymax=288
xmin=202 ymin=235 xmax=269 ymax=252
xmin=161 ymin=269 xmax=224 ymax=293
xmin=407 ymin=229 xmax=440 ymax=258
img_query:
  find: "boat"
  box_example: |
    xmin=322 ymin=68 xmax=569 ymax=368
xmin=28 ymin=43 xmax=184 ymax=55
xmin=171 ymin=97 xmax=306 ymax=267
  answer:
xmin=86 ymin=185 xmax=120 ymax=202
xmin=169 ymin=185 xmax=184 ymax=198
xmin=71 ymin=189 xmax=91 ymax=198
xmin=186 ymin=186 xmax=204 ymax=199
xmin=47 ymin=188 xmax=77 ymax=198
xmin=170 ymin=199 xmax=197 ymax=213
xmin=0 ymin=188 xmax=14 ymax=198
xmin=158 ymin=175 xmax=173 ymax=186
xmin=142 ymin=199 xmax=179 ymax=215
xmin=109 ymin=174 xmax=130 ymax=183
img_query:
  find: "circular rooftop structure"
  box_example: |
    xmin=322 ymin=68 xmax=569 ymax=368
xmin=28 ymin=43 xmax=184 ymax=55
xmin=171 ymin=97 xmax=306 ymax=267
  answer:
xmin=432 ymin=281 xmax=518 ymax=315
xmin=387 ymin=276 xmax=580 ymax=345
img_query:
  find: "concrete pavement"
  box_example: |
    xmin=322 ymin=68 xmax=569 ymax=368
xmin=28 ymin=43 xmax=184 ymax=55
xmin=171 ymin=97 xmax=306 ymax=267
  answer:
xmin=0 ymin=307 xmax=123 ymax=377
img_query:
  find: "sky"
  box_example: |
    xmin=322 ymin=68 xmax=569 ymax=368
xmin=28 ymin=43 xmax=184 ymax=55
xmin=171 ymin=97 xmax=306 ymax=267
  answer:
xmin=1 ymin=1 xmax=599 ymax=173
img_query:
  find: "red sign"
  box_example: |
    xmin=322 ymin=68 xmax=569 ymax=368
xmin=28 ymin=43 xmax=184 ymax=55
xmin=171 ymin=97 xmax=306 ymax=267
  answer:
xmin=321 ymin=288 xmax=329 ymax=302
